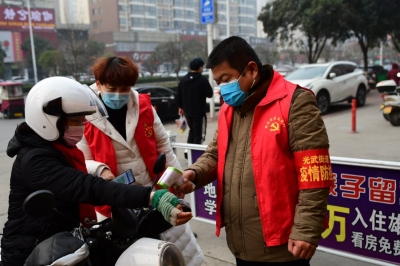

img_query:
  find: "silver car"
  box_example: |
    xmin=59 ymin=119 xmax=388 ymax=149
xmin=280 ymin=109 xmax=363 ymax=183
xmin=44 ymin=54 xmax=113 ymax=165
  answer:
xmin=285 ymin=61 xmax=368 ymax=114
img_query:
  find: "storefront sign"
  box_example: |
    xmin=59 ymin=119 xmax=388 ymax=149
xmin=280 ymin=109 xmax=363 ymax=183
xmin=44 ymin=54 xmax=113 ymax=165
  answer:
xmin=0 ymin=6 xmax=55 ymax=31
xmin=0 ymin=31 xmax=22 ymax=62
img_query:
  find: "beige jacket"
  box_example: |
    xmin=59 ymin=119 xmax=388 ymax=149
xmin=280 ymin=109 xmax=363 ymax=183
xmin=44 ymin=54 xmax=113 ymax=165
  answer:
xmin=77 ymin=85 xmax=204 ymax=266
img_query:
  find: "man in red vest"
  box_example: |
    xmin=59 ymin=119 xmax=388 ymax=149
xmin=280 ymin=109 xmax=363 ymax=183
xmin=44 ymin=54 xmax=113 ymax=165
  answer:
xmin=177 ymin=36 xmax=333 ymax=265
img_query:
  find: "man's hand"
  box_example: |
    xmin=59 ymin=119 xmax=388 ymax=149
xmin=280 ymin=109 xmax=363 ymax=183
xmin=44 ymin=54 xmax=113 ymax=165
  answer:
xmin=288 ymin=239 xmax=316 ymax=260
xmin=178 ymin=108 xmax=184 ymax=116
xmin=175 ymin=170 xmax=196 ymax=194
xmin=100 ymin=168 xmax=115 ymax=181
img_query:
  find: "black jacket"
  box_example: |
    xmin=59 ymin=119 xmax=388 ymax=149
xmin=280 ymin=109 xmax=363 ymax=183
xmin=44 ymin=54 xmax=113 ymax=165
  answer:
xmin=177 ymin=72 xmax=213 ymax=117
xmin=1 ymin=123 xmax=151 ymax=266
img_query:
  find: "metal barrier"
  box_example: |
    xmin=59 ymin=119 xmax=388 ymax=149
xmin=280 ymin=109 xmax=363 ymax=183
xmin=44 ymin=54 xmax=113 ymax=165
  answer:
xmin=171 ymin=142 xmax=400 ymax=266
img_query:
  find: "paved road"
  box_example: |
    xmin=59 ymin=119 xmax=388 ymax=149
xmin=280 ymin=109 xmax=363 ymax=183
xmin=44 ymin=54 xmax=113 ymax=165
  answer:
xmin=0 ymin=89 xmax=397 ymax=265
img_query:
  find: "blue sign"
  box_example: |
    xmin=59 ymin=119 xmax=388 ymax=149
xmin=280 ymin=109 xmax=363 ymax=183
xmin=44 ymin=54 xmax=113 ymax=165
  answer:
xmin=200 ymin=0 xmax=214 ymax=24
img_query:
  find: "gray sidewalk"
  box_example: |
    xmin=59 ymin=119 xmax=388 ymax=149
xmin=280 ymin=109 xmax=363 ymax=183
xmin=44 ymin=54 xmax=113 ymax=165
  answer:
xmin=0 ymin=89 xmax=397 ymax=265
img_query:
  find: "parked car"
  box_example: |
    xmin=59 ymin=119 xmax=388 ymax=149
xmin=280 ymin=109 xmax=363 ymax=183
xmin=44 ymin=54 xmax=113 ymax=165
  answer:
xmin=169 ymin=70 xmax=187 ymax=77
xmin=275 ymin=64 xmax=296 ymax=77
xmin=140 ymin=71 xmax=151 ymax=77
xmin=285 ymin=61 xmax=368 ymax=115
xmin=132 ymin=85 xmax=179 ymax=121
xmin=153 ymin=71 xmax=170 ymax=77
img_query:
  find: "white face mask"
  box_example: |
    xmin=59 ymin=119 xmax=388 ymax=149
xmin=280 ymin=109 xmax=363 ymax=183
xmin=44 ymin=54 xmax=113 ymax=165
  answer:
xmin=63 ymin=126 xmax=84 ymax=146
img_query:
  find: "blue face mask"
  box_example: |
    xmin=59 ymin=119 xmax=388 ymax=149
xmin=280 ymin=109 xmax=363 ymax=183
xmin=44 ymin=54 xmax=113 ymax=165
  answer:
xmin=102 ymin=91 xmax=130 ymax=110
xmin=220 ymin=67 xmax=248 ymax=107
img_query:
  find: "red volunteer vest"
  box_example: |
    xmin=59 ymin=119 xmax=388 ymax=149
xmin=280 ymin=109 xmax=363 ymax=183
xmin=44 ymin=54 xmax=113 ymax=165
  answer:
xmin=217 ymin=71 xmax=333 ymax=246
xmin=51 ymin=142 xmax=97 ymax=227
xmin=84 ymin=94 xmax=159 ymax=217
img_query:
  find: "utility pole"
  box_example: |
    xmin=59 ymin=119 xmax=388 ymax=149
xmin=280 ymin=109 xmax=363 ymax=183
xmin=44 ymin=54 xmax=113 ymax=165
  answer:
xmin=27 ymin=0 xmax=38 ymax=83
xmin=207 ymin=23 xmax=215 ymax=118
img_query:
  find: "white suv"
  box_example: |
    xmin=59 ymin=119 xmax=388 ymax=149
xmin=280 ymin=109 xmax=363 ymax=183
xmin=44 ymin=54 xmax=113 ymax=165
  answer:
xmin=285 ymin=61 xmax=368 ymax=114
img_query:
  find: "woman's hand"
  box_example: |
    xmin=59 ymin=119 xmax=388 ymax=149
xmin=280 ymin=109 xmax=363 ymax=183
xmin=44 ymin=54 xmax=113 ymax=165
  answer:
xmin=100 ymin=168 xmax=115 ymax=181
xmin=175 ymin=204 xmax=193 ymax=225
xmin=151 ymin=190 xmax=193 ymax=226
xmin=175 ymin=170 xmax=196 ymax=194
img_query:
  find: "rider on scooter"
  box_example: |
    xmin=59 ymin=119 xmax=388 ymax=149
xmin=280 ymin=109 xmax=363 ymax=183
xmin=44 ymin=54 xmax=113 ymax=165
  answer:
xmin=0 ymin=77 xmax=192 ymax=266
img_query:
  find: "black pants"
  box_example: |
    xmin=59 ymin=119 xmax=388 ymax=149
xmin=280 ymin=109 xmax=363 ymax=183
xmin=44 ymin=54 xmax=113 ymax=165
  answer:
xmin=236 ymin=258 xmax=310 ymax=266
xmin=186 ymin=115 xmax=205 ymax=144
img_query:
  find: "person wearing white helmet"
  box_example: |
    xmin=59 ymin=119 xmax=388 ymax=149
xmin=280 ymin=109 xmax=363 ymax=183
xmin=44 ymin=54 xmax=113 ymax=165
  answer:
xmin=0 ymin=76 xmax=192 ymax=266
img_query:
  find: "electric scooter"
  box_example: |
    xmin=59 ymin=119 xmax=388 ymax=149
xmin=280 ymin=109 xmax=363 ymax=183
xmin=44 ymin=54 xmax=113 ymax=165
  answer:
xmin=1 ymin=153 xmax=188 ymax=266
xmin=377 ymin=76 xmax=400 ymax=126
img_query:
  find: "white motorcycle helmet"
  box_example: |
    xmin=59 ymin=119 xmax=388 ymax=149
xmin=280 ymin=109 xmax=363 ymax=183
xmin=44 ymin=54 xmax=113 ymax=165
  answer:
xmin=25 ymin=76 xmax=108 ymax=141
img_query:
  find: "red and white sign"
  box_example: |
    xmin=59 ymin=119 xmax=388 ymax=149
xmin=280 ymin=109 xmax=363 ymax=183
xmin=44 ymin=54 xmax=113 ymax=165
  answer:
xmin=0 ymin=31 xmax=22 ymax=62
xmin=0 ymin=6 xmax=55 ymax=31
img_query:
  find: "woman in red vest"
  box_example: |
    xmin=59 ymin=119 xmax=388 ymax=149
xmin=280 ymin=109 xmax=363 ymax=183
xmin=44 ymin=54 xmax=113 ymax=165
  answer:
xmin=1 ymin=77 xmax=191 ymax=266
xmin=77 ymin=56 xmax=204 ymax=266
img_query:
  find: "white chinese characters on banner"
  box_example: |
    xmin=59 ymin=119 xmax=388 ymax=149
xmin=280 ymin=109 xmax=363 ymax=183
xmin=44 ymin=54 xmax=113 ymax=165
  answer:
xmin=3 ymin=8 xmax=15 ymax=20
xmin=323 ymin=204 xmax=400 ymax=256
xmin=42 ymin=11 xmax=53 ymax=22
xmin=204 ymin=183 xmax=216 ymax=198
xmin=3 ymin=8 xmax=53 ymax=22
xmin=203 ymin=183 xmax=217 ymax=215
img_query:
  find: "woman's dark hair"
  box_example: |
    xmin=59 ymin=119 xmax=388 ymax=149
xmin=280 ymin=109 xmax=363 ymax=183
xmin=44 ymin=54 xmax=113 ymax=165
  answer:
xmin=91 ymin=56 xmax=139 ymax=87
xmin=206 ymin=36 xmax=262 ymax=73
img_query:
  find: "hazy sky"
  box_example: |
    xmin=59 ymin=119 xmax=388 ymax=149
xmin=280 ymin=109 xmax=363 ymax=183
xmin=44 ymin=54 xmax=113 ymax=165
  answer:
xmin=257 ymin=0 xmax=268 ymax=13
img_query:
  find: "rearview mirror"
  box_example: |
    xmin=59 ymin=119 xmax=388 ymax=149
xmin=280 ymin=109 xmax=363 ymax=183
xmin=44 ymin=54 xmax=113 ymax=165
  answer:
xmin=329 ymin=73 xmax=337 ymax=79
xmin=397 ymin=72 xmax=400 ymax=78
xmin=23 ymin=190 xmax=55 ymax=218
xmin=153 ymin=153 xmax=166 ymax=175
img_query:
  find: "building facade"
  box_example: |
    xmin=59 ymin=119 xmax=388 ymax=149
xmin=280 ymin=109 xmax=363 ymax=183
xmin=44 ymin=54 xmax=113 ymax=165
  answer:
xmin=88 ymin=0 xmax=262 ymax=70
xmin=0 ymin=0 xmax=57 ymax=79
xmin=89 ymin=0 xmax=258 ymax=36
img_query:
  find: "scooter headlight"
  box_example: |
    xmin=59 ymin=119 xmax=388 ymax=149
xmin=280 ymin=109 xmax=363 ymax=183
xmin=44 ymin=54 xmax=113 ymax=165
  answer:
xmin=160 ymin=244 xmax=186 ymax=266
xmin=115 ymin=238 xmax=186 ymax=266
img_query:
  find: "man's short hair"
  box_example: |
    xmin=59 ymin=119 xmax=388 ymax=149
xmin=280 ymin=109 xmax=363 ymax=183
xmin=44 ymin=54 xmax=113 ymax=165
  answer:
xmin=206 ymin=36 xmax=262 ymax=74
xmin=190 ymin=58 xmax=205 ymax=71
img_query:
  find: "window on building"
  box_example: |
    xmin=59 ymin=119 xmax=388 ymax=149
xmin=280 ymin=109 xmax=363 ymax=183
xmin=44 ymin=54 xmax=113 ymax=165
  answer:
xmin=146 ymin=18 xmax=157 ymax=28
xmin=91 ymin=0 xmax=96 ymax=3
xmin=218 ymin=4 xmax=226 ymax=11
xmin=185 ymin=0 xmax=194 ymax=8
xmin=119 ymin=5 xmax=127 ymax=12
xmin=158 ymin=9 xmax=170 ymax=17
xmin=99 ymin=8 xmax=103 ymax=14
xmin=186 ymin=21 xmax=195 ymax=30
xmin=93 ymin=21 xmax=98 ymax=28
xmin=186 ymin=10 xmax=194 ymax=18
xmin=145 ymin=6 xmax=156 ymax=16
xmin=173 ymin=9 xmax=184 ymax=19
xmin=131 ymin=17 xmax=145 ymax=27
xmin=131 ymin=5 xmax=144 ymax=15
xmin=173 ymin=0 xmax=184 ymax=6
xmin=120 ymin=18 xmax=127 ymax=25
xmin=99 ymin=20 xmax=103 ymax=27
xmin=174 ymin=20 xmax=184 ymax=29
xmin=92 ymin=9 xmax=96 ymax=15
